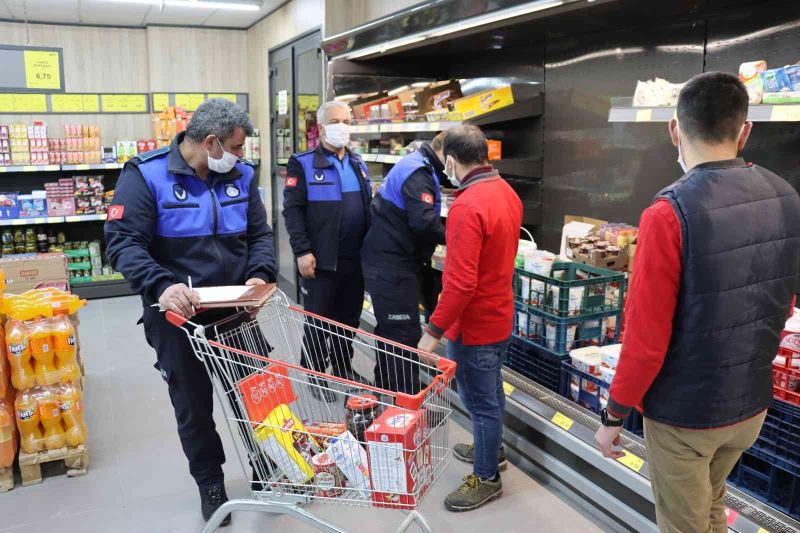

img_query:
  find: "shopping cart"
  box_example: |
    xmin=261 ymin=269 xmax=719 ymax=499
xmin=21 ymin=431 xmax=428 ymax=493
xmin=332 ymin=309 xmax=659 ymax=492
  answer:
xmin=167 ymin=289 xmax=456 ymax=533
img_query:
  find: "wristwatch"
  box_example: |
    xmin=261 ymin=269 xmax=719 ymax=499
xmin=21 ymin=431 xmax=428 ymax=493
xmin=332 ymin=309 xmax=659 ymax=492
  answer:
xmin=601 ymin=408 xmax=624 ymax=427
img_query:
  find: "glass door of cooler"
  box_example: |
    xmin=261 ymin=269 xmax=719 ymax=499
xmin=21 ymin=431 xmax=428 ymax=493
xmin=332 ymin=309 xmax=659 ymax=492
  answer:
xmin=269 ymin=44 xmax=297 ymax=300
xmin=293 ymin=32 xmax=322 ymax=156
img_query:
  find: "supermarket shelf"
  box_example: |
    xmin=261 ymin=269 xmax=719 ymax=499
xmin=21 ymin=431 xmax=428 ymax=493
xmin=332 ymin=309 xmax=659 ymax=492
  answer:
xmin=276 ymin=158 xmax=289 ymax=166
xmin=0 ymin=213 xmax=108 ymax=226
xmin=493 ymin=158 xmax=543 ymax=179
xmin=71 ymin=278 xmax=133 ymax=300
xmin=61 ymin=163 xmax=124 ymax=171
xmin=0 ymin=164 xmax=61 ymax=173
xmin=608 ymin=97 xmax=800 ymax=122
xmin=361 ymin=153 xmax=403 ymax=164
xmin=0 ymin=216 xmax=65 ymax=226
xmin=351 ymin=120 xmax=461 ymax=134
xmin=464 ymin=96 xmax=543 ymax=127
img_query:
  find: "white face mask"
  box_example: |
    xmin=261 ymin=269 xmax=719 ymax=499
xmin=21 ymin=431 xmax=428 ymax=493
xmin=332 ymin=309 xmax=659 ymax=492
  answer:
xmin=323 ymin=122 xmax=350 ymax=148
xmin=444 ymin=155 xmax=460 ymax=188
xmin=676 ymin=133 xmax=688 ymax=174
xmin=207 ymin=138 xmax=238 ymax=174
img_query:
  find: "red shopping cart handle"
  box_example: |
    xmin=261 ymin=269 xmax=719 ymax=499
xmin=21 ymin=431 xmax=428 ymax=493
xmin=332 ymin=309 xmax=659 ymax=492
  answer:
xmin=437 ymin=357 xmax=457 ymax=381
xmin=166 ymin=309 xmax=190 ymax=327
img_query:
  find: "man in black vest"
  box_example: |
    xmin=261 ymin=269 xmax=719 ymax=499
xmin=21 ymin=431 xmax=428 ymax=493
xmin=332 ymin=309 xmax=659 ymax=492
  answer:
xmin=595 ymin=72 xmax=800 ymax=532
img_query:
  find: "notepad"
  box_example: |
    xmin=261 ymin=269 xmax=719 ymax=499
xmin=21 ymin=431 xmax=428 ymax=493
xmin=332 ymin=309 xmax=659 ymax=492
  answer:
xmin=192 ymin=284 xmax=275 ymax=308
xmin=194 ymin=286 xmax=251 ymax=303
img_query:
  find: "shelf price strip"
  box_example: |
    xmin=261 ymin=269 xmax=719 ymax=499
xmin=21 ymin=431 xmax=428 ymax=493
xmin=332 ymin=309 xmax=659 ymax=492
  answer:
xmin=551 ymin=411 xmax=574 ymax=431
xmin=616 ymin=450 xmax=645 ymax=472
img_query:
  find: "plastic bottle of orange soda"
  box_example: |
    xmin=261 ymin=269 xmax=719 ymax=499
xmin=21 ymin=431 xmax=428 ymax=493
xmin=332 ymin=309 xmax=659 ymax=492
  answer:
xmin=0 ymin=399 xmax=14 ymax=468
xmin=59 ymin=382 xmax=86 ymax=447
xmin=0 ymin=322 xmax=9 ymax=400
xmin=30 ymin=318 xmax=60 ymax=387
xmin=35 ymin=386 xmax=65 ymax=450
xmin=52 ymin=305 xmax=81 ymax=383
xmin=15 ymin=388 xmax=43 ymax=453
xmin=6 ymin=317 xmax=35 ymax=391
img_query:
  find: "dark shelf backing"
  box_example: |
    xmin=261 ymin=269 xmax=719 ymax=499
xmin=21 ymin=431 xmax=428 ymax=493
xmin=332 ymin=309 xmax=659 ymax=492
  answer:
xmin=494 ymin=158 xmax=543 ymax=179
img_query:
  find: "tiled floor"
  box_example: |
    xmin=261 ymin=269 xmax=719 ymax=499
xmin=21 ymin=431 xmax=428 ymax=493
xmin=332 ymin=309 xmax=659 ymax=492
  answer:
xmin=0 ymin=296 xmax=612 ymax=532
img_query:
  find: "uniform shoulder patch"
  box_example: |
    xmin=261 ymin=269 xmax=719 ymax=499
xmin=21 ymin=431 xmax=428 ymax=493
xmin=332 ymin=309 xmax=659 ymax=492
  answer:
xmin=108 ymin=205 xmax=125 ymax=220
xmin=421 ymin=192 xmax=434 ymax=204
xmin=286 ymin=176 xmax=298 ymax=188
xmin=137 ymin=146 xmax=170 ymax=162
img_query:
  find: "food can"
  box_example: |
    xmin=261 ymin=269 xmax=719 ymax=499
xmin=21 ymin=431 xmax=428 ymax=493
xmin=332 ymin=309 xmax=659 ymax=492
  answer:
xmin=311 ymin=452 xmax=342 ymax=497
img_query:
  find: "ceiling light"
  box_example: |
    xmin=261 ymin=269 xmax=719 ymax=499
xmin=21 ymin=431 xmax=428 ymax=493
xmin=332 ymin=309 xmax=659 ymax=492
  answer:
xmin=102 ymin=0 xmax=261 ymax=11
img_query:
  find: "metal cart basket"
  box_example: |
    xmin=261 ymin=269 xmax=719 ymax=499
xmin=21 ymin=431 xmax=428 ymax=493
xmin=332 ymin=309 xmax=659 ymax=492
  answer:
xmin=167 ymin=289 xmax=456 ymax=532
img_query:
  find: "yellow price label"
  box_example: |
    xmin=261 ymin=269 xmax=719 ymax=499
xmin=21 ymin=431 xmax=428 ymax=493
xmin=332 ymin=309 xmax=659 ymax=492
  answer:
xmin=362 ymin=299 xmax=371 ymax=310
xmin=502 ymin=382 xmax=515 ymax=396
xmin=634 ymin=109 xmax=653 ymax=122
xmin=82 ymin=94 xmax=100 ymax=113
xmin=0 ymin=94 xmax=13 ymax=113
xmin=616 ymin=450 xmax=645 ymax=472
xmin=24 ymin=50 xmax=61 ymax=90
xmin=101 ymin=94 xmax=147 ymax=113
xmin=756 ymin=528 xmax=770 ymax=533
xmin=429 ymin=122 xmax=440 ymax=130
xmin=51 ymin=94 xmax=85 ymax=113
xmin=152 ymin=93 xmax=170 ymax=111
xmin=208 ymin=93 xmax=237 ymax=104
xmin=551 ymin=412 xmax=574 ymax=431
xmin=175 ymin=93 xmax=205 ymax=111
xmin=13 ymin=94 xmax=47 ymax=113
xmin=770 ymin=105 xmax=800 ymax=122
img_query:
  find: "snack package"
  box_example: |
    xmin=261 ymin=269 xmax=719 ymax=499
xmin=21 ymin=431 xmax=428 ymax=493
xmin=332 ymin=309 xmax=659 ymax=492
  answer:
xmin=739 ymin=61 xmax=767 ymax=104
xmin=254 ymin=403 xmax=320 ymax=484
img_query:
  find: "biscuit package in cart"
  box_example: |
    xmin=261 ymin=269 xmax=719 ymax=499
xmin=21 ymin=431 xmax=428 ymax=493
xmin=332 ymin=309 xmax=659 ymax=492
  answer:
xmin=254 ymin=403 xmax=321 ymax=485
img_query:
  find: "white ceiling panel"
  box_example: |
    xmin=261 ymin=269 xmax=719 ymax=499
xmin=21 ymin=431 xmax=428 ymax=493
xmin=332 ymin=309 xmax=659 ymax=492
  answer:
xmin=1 ymin=0 xmax=274 ymax=28
xmin=3 ymin=0 xmax=81 ymax=23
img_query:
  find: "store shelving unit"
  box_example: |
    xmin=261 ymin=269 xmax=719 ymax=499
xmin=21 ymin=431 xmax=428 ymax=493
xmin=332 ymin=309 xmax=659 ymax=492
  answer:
xmin=608 ymin=97 xmax=800 ymax=123
xmin=71 ymin=278 xmax=131 ymax=300
xmin=0 ymin=164 xmax=61 ymax=173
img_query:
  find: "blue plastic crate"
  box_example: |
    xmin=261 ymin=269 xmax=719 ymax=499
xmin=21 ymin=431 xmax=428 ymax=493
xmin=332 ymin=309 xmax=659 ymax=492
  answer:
xmin=514 ymin=302 xmax=620 ymax=356
xmin=559 ymin=360 xmax=643 ymax=436
xmin=506 ymin=336 xmax=567 ymax=393
xmin=755 ymin=399 xmax=800 ymax=466
xmin=728 ymin=446 xmax=800 ymax=521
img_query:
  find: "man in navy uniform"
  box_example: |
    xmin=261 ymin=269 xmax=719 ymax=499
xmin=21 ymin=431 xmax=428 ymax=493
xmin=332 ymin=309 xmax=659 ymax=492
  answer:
xmin=361 ymin=133 xmax=449 ymax=394
xmin=284 ymin=101 xmax=371 ymax=401
xmin=105 ymin=98 xmax=276 ymax=526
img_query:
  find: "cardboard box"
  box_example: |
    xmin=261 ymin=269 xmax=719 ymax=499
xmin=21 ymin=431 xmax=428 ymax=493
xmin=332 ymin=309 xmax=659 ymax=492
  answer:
xmin=415 ymin=80 xmax=463 ymax=115
xmin=365 ymin=407 xmax=432 ymax=509
xmin=451 ymin=86 xmax=514 ymax=119
xmin=487 ymin=140 xmax=502 ymax=160
xmin=1 ymin=253 xmax=69 ymax=293
xmin=0 ymin=193 xmax=20 ymax=219
xmin=561 ymin=215 xmax=632 ymax=271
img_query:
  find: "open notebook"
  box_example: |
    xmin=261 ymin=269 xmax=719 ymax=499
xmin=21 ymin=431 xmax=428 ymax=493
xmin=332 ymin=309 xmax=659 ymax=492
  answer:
xmin=193 ymin=284 xmax=275 ymax=309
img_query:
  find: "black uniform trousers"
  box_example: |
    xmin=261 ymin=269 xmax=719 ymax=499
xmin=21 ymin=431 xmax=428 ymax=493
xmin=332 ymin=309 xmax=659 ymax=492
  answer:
xmin=299 ymin=257 xmax=364 ymax=376
xmin=363 ymin=264 xmax=423 ymax=395
xmin=143 ymin=305 xmax=267 ymax=489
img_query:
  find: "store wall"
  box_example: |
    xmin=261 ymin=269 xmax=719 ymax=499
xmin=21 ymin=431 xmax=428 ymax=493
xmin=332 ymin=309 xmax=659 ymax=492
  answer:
xmin=246 ymin=0 xmax=323 ymax=219
xmin=324 ymin=0 xmax=421 ymax=37
xmin=0 ymin=22 xmax=250 ymax=146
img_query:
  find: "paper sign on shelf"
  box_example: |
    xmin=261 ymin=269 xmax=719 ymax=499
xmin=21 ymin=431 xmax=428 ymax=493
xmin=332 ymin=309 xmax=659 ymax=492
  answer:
xmin=502 ymin=382 xmax=515 ymax=396
xmin=24 ymin=50 xmax=61 ymax=90
xmin=551 ymin=412 xmax=574 ymax=431
xmin=51 ymin=94 xmax=85 ymax=113
xmin=616 ymin=450 xmax=645 ymax=472
xmin=175 ymin=93 xmax=205 ymax=111
xmin=771 ymin=105 xmax=800 ymax=122
xmin=634 ymin=109 xmax=653 ymax=122
xmin=82 ymin=94 xmax=100 ymax=113
xmin=102 ymin=94 xmax=147 ymax=113
xmin=152 ymin=93 xmax=170 ymax=111
xmin=12 ymin=94 xmax=47 ymax=113
xmin=207 ymin=93 xmax=237 ymax=103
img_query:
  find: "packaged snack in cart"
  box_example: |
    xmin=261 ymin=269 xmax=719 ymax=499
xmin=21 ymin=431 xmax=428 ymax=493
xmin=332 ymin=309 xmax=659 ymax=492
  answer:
xmin=327 ymin=429 xmax=371 ymax=498
xmin=254 ymin=403 xmax=320 ymax=484
xmin=311 ymin=451 xmax=344 ymax=497
xmin=365 ymin=407 xmax=432 ymax=508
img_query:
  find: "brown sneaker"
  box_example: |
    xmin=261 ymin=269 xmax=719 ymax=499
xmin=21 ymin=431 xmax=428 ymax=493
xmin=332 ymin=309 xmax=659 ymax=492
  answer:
xmin=444 ymin=473 xmax=503 ymax=512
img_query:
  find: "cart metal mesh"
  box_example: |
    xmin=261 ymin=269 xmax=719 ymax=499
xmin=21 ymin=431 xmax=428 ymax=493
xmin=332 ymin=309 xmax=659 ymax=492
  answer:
xmin=169 ymin=290 xmax=455 ymax=530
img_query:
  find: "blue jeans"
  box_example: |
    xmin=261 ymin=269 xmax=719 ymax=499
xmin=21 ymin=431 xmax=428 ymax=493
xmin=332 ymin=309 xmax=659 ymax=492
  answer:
xmin=447 ymin=335 xmax=510 ymax=478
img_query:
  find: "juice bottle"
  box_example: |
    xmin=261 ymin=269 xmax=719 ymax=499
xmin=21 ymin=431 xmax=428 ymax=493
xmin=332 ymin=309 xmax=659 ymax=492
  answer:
xmin=30 ymin=317 xmax=60 ymax=386
xmin=0 ymin=323 xmax=9 ymax=399
xmin=35 ymin=386 xmax=65 ymax=450
xmin=5 ymin=318 xmax=35 ymax=390
xmin=59 ymin=382 xmax=86 ymax=447
xmin=15 ymin=388 xmax=43 ymax=453
xmin=52 ymin=313 xmax=80 ymax=383
xmin=0 ymin=400 xmax=14 ymax=468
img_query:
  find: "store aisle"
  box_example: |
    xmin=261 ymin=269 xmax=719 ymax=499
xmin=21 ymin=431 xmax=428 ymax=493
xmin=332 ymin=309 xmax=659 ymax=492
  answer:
xmin=0 ymin=296 xmax=610 ymax=533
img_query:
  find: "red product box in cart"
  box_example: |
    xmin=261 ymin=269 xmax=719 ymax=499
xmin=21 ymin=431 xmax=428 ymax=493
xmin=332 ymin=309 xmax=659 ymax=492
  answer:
xmin=365 ymin=407 xmax=432 ymax=509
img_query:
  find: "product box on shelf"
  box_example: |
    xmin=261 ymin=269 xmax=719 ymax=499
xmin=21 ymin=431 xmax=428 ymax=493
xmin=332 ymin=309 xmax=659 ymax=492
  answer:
xmin=0 ymin=253 xmax=69 ymax=292
xmin=0 ymin=194 xmax=20 ymax=220
xmin=414 ymin=80 xmax=463 ymax=116
xmin=450 ymin=86 xmax=514 ymax=119
xmin=561 ymin=215 xmax=635 ymax=271
xmin=365 ymin=406 xmax=431 ymax=509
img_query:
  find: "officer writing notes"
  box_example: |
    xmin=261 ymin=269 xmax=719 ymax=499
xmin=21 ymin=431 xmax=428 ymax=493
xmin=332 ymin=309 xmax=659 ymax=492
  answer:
xmin=361 ymin=133 xmax=449 ymax=393
xmin=284 ymin=101 xmax=372 ymax=401
xmin=105 ymin=99 xmax=276 ymax=526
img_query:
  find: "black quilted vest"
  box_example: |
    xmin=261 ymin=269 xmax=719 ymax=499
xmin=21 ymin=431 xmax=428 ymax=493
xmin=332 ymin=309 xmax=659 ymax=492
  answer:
xmin=643 ymin=158 xmax=800 ymax=428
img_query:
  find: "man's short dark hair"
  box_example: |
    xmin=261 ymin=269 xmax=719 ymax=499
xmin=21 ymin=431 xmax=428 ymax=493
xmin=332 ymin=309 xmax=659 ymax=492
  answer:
xmin=430 ymin=129 xmax=448 ymax=152
xmin=677 ymin=72 xmax=749 ymax=144
xmin=442 ymin=125 xmax=488 ymax=166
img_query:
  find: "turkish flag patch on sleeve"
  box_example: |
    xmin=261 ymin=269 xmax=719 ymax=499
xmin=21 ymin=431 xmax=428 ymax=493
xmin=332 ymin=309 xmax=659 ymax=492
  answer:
xmin=286 ymin=176 xmax=298 ymax=187
xmin=108 ymin=205 xmax=125 ymax=221
xmin=421 ymin=193 xmax=434 ymax=204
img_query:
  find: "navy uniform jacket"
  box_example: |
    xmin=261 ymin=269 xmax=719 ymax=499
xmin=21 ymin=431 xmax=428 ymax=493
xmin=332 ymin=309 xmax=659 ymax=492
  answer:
xmin=361 ymin=143 xmax=446 ymax=270
xmin=283 ymin=145 xmax=371 ymax=271
xmin=104 ymin=132 xmax=276 ymax=306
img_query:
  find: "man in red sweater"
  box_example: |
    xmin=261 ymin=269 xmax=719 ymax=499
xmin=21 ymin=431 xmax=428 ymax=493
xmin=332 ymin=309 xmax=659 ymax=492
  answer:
xmin=595 ymin=72 xmax=800 ymax=532
xmin=418 ymin=125 xmax=522 ymax=512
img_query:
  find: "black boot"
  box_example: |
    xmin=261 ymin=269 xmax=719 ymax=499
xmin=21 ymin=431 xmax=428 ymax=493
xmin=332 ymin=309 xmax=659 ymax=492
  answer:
xmin=200 ymin=483 xmax=232 ymax=526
